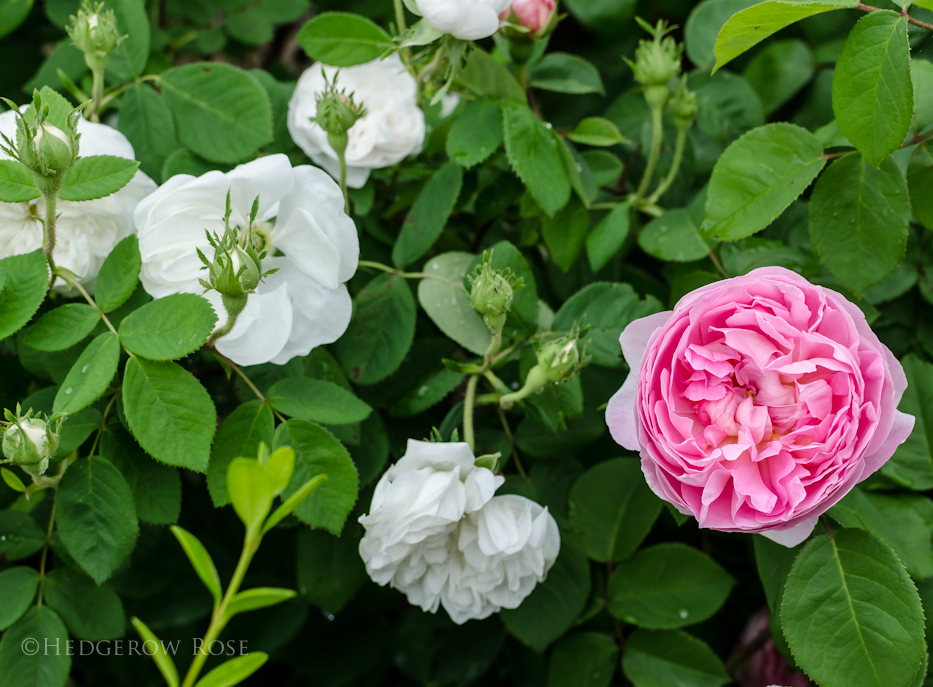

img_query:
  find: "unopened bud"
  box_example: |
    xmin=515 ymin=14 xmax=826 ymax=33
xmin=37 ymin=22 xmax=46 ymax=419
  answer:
xmin=1 ymin=408 xmax=63 ymax=478
xmin=669 ymin=76 xmax=697 ymax=125
xmin=468 ymin=251 xmax=524 ymax=328
xmin=535 ymin=323 xmax=591 ymax=385
xmin=314 ymin=72 xmax=366 ymax=153
xmin=35 ymin=124 xmax=74 ymax=174
xmin=499 ymin=0 xmax=558 ymax=40
xmin=625 ymin=18 xmax=682 ymax=94
xmin=68 ymin=1 xmax=123 ymax=72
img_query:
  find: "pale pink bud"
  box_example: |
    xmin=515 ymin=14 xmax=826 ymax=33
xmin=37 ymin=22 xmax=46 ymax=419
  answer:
xmin=500 ymin=0 xmax=556 ymax=34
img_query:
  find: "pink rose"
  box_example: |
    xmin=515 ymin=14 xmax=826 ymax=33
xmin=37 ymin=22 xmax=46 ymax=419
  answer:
xmin=500 ymin=0 xmax=556 ymax=34
xmin=606 ymin=267 xmax=914 ymax=547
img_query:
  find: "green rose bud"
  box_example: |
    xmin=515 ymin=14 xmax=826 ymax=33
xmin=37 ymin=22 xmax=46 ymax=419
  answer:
xmin=34 ymin=123 xmax=75 ymax=175
xmin=68 ymin=1 xmax=123 ymax=72
xmin=1 ymin=408 xmax=63 ymax=478
xmin=313 ymin=72 xmax=366 ymax=156
xmin=670 ymin=76 xmax=697 ymax=125
xmin=625 ymin=18 xmax=682 ymax=103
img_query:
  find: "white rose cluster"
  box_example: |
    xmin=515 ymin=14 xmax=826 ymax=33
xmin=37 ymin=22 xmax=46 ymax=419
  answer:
xmin=0 ymin=110 xmax=156 ymax=294
xmin=415 ymin=0 xmax=513 ymax=41
xmin=287 ymin=55 xmax=425 ymax=189
xmin=135 ymin=154 xmax=359 ymax=367
xmin=359 ymin=440 xmax=560 ymax=624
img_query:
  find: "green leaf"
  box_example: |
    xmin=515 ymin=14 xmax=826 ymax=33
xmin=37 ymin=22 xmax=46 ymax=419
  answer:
xmin=207 ymin=400 xmax=275 ymax=508
xmin=742 ymin=39 xmax=815 ymax=115
xmin=702 ymin=123 xmax=826 ymax=241
xmin=53 ymin=332 xmax=120 ymax=414
xmin=24 ymin=304 xmax=100 ymax=352
xmin=639 ymin=208 xmax=712 ymax=263
xmin=782 ymin=528 xmax=926 ymax=687
xmin=830 ymin=487 xmax=933 ymax=580
xmin=417 ymin=252 xmax=491 ymax=356
xmin=884 ymin=355 xmax=933 ymax=491
xmin=296 ymin=12 xmax=393 ymax=66
xmin=262 ymin=473 xmax=327 ymax=533
xmin=101 ymin=425 xmax=181 ymax=525
xmin=388 ymin=368 xmax=466 ymax=417
xmin=456 ymin=48 xmax=526 ymax=103
xmin=0 ymin=250 xmax=49 ymax=341
xmin=501 ymin=535 xmax=591 ymax=651
xmin=118 ymin=293 xmax=217 ymax=360
xmin=117 ymin=84 xmax=178 ymax=182
xmin=227 ymin=457 xmax=276 ymax=531
xmin=501 ymin=101 xmax=571 ymax=217
xmin=225 ymin=588 xmax=297 ymax=619
xmin=0 ymin=607 xmax=71 ymax=687
xmin=908 ymin=148 xmax=933 ymax=231
xmin=0 ymin=0 xmax=33 ymax=39
xmin=160 ymin=63 xmax=273 ymax=164
xmin=562 ymin=0 xmax=636 ymax=29
xmin=122 ymin=357 xmax=217 ymax=472
xmin=335 ymin=274 xmax=416 ymax=384
xmin=94 ymin=234 xmax=141 ymax=313
xmin=105 ymin=0 xmax=150 ymax=82
xmin=529 ymin=53 xmax=605 ymax=95
xmin=621 ymin=629 xmax=729 ymax=687
xmin=912 ymin=60 xmax=933 ymax=133
xmin=608 ymin=543 xmax=735 ymax=628
xmin=0 ymin=567 xmax=38 ymax=632
xmin=568 ymin=117 xmax=627 ymax=147
xmin=58 ymin=156 xmax=139 ymax=202
xmin=557 ymin=135 xmax=594 ymax=207
xmin=583 ymin=150 xmax=624 ymax=188
xmin=193 ymin=652 xmax=268 ymax=687
xmin=446 ymin=99 xmax=503 ymax=169
xmin=686 ymin=0 xmax=759 ymax=71
xmin=568 ymin=458 xmax=664 ymax=562
xmin=43 ymin=568 xmax=125 ymax=641
xmin=268 ymin=378 xmax=372 ymax=425
xmin=543 ymin=195 xmax=589 ymax=272
xmin=0 ymin=160 xmax=40 ymax=202
xmin=690 ymin=70 xmax=765 ymax=145
xmin=833 ymin=11 xmax=912 ymax=166
xmin=809 ymin=154 xmax=910 ymax=296
xmin=553 ymin=283 xmax=662 ymax=368
xmin=297 ymin=526 xmax=367 ymax=615
xmin=274 ymin=420 xmax=359 ymax=536
xmin=713 ymin=1 xmax=853 ymax=73
xmin=170 ymin=526 xmax=222 ymax=606
xmin=393 ymin=162 xmax=464 ymax=268
xmin=547 ymin=632 xmax=617 ymax=687
xmin=130 ymin=618 xmax=179 ymax=687
xmin=0 ymin=511 xmax=45 ymax=561
xmin=1 ymin=467 xmax=26 ymax=492
xmin=753 ymin=534 xmax=803 ymax=615
xmin=56 ymin=455 xmax=139 ymax=584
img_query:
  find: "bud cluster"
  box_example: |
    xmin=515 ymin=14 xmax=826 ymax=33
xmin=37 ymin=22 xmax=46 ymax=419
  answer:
xmin=625 ymin=18 xmax=687 ymax=111
xmin=67 ymin=1 xmax=124 ymax=73
xmin=313 ymin=70 xmax=367 ymax=158
xmin=468 ymin=251 xmax=524 ymax=339
xmin=1 ymin=406 xmax=65 ymax=478
xmin=198 ymin=193 xmax=277 ymax=315
xmin=0 ymin=92 xmax=81 ymax=187
xmin=499 ymin=322 xmax=591 ymax=409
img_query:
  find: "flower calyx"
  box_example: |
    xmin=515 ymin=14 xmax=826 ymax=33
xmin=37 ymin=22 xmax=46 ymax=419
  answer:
xmin=625 ymin=18 xmax=682 ymax=109
xmin=669 ymin=76 xmax=697 ymax=127
xmin=198 ymin=193 xmax=277 ymax=313
xmin=1 ymin=405 xmax=65 ymax=478
xmin=312 ymin=70 xmax=367 ymax=157
xmin=499 ymin=322 xmax=591 ymax=409
xmin=468 ymin=250 xmax=525 ymax=337
xmin=67 ymin=0 xmax=125 ymax=73
xmin=0 ymin=92 xmax=81 ymax=186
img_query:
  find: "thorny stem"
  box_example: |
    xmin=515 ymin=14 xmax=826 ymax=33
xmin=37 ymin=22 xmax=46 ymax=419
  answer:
xmin=180 ymin=531 xmax=259 ymax=687
xmin=205 ymin=299 xmax=245 ymax=348
xmin=90 ymin=67 xmax=105 ymax=122
xmin=55 ymin=268 xmax=121 ymax=338
xmin=337 ymin=149 xmax=350 ymax=214
xmin=463 ymin=375 xmax=479 ymax=451
xmin=724 ymin=623 xmax=771 ymax=675
xmin=648 ymin=122 xmax=688 ymax=204
xmin=36 ymin=500 xmax=57 ymax=608
xmin=857 ymin=2 xmax=933 ymax=32
xmin=213 ymin=353 xmax=288 ymax=423
xmin=708 ymin=249 xmax=729 ymax=279
xmin=357 ymin=260 xmax=462 ymax=288
xmin=494 ymin=404 xmax=527 ymax=480
xmin=823 ymin=126 xmax=933 ymax=160
xmin=636 ymin=104 xmax=665 ymax=200
xmin=43 ymin=192 xmax=58 ymax=286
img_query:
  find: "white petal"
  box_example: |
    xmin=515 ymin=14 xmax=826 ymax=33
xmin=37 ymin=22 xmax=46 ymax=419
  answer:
xmin=212 ymin=283 xmax=292 ymax=366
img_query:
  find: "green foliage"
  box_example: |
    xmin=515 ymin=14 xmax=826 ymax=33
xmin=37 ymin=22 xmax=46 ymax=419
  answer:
xmin=547 ymin=632 xmax=617 ymax=687
xmin=296 ymin=526 xmax=367 ymax=615
xmin=529 ymin=54 xmax=606 ymax=95
xmin=58 ymin=156 xmax=139 ymax=202
xmin=0 ymin=567 xmax=38 ymax=632
xmin=621 ymin=629 xmax=730 ymax=687
xmin=446 ymin=98 xmax=503 ymax=169
xmin=296 ymin=12 xmax=393 ymax=67
xmin=267 ymin=378 xmax=372 ymax=425
xmin=0 ymin=607 xmax=71 ymax=687
xmin=502 ymin=101 xmax=571 ymax=217
xmin=782 ymin=529 xmax=927 ymax=687
xmin=886 ymin=355 xmax=933 ymax=490
xmin=392 ymin=162 xmax=464 ymax=268
xmin=55 ymin=456 xmax=139 ymax=584
xmin=53 ymin=331 xmax=120 ymax=413
xmin=118 ymin=293 xmax=217 ymax=360
xmin=24 ymin=304 xmax=100 ymax=352
xmin=43 ymin=568 xmax=125 ymax=641
xmin=0 ymin=251 xmax=48 ymax=341
xmin=93 ymin=234 xmax=141 ymax=313
xmin=418 ymin=252 xmax=491 ymax=355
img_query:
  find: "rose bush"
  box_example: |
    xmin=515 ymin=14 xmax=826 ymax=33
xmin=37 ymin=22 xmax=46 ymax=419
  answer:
xmin=1 ymin=1 xmax=933 ymax=687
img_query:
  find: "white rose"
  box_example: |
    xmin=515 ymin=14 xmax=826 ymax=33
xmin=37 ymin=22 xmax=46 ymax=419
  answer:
xmin=443 ymin=495 xmax=560 ymax=623
xmin=358 ymin=440 xmax=560 ymax=624
xmin=359 ymin=440 xmax=503 ymax=588
xmin=415 ymin=0 xmax=512 ymax=40
xmin=0 ymin=111 xmax=156 ymax=294
xmin=135 ymin=154 xmax=359 ymax=367
xmin=286 ymin=55 xmax=425 ymax=189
